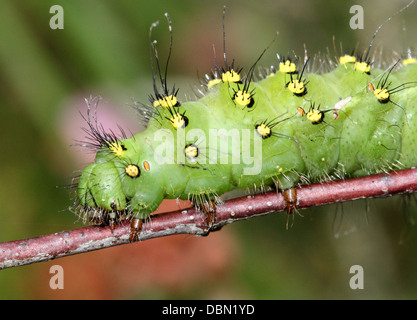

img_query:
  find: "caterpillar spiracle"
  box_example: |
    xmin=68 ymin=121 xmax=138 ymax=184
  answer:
xmin=75 ymin=3 xmax=417 ymax=241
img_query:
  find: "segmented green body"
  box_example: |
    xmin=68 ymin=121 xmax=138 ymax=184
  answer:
xmin=77 ymin=58 xmax=417 ymax=222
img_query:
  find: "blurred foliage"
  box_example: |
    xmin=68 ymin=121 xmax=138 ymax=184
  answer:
xmin=0 ymin=0 xmax=417 ymax=299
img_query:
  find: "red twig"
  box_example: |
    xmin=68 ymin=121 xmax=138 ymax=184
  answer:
xmin=1 ymin=167 xmax=416 ymax=270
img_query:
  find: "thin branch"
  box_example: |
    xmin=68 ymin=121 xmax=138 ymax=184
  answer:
xmin=1 ymin=167 xmax=417 ymax=270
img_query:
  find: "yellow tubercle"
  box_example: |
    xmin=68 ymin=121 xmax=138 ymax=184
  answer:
xmin=184 ymin=145 xmax=199 ymax=159
xmin=287 ymin=79 xmax=305 ymax=95
xmin=222 ymin=70 xmax=240 ymax=83
xmin=374 ymin=88 xmax=390 ymax=102
xmin=234 ymin=90 xmax=252 ymax=107
xmin=403 ymin=58 xmax=417 ymax=66
xmin=306 ymin=109 xmax=323 ymax=124
xmin=207 ymin=78 xmax=221 ymax=88
xmin=169 ymin=113 xmax=187 ymax=129
xmin=279 ymin=60 xmax=297 ymax=73
xmin=354 ymin=61 xmax=371 ymax=73
xmin=153 ymin=95 xmax=178 ymax=108
xmin=108 ymin=142 xmax=126 ymax=157
xmin=339 ymin=55 xmax=356 ymax=64
xmin=125 ymin=164 xmax=140 ymax=178
xmin=256 ymin=124 xmax=271 ymax=138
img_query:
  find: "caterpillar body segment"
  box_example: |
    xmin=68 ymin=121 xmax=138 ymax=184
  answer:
xmin=77 ymin=60 xmax=417 ymax=232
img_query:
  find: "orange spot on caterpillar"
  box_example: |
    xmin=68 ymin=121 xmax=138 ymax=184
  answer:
xmin=143 ymin=161 xmax=151 ymax=171
xmin=297 ymin=107 xmax=306 ymax=116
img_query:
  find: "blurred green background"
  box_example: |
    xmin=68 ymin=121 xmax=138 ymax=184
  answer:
xmin=1 ymin=0 xmax=417 ymax=299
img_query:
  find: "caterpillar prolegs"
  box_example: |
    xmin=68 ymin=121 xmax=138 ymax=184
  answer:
xmin=75 ymin=5 xmax=417 ymax=241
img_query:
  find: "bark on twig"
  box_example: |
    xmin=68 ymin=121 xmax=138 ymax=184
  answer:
xmin=1 ymin=167 xmax=417 ymax=270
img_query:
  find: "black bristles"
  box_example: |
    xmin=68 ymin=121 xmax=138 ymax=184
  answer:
xmin=73 ymin=97 xmax=126 ymax=152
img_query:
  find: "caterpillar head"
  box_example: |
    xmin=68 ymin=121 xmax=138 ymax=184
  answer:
xmin=77 ymin=134 xmax=165 ymax=223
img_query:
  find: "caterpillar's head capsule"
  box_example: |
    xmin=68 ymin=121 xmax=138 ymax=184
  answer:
xmin=78 ymin=162 xmax=127 ymax=213
xmin=78 ymin=134 xmax=166 ymax=224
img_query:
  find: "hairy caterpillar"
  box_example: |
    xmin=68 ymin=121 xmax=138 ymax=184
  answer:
xmin=75 ymin=3 xmax=417 ymax=241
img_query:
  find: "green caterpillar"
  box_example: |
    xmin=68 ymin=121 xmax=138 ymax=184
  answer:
xmin=75 ymin=6 xmax=417 ymax=240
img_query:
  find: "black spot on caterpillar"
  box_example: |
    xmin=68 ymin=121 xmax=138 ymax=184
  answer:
xmin=74 ymin=2 xmax=417 ymax=239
